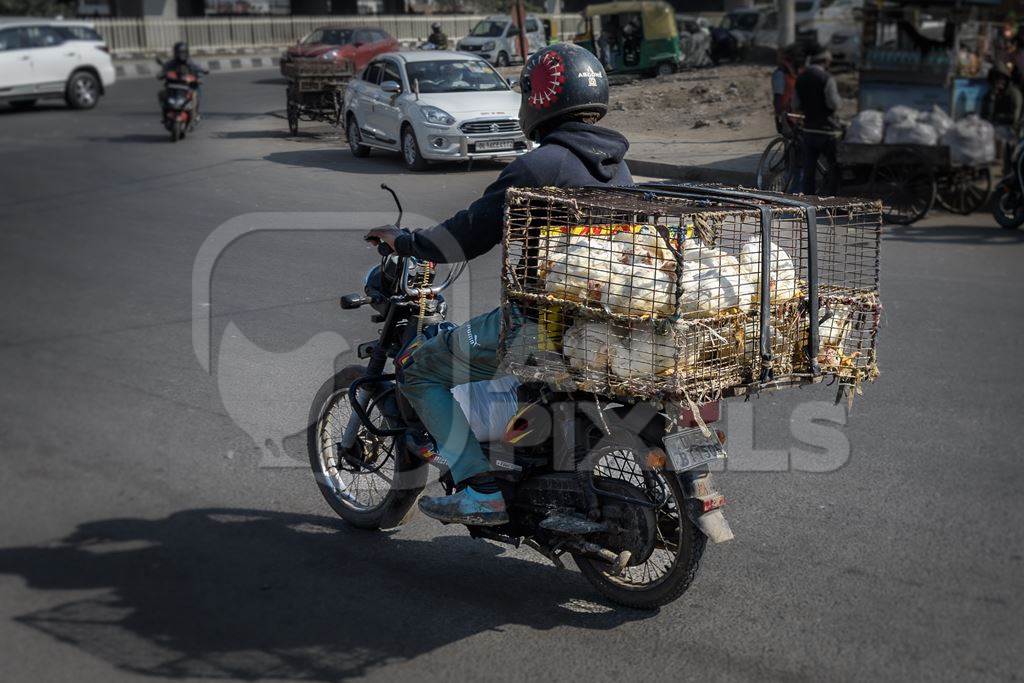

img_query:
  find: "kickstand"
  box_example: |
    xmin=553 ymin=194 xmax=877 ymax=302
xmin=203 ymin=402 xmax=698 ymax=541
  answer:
xmin=523 ymin=538 xmax=565 ymax=569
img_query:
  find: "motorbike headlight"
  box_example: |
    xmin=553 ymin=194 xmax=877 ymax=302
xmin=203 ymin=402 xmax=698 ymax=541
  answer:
xmin=321 ymin=49 xmax=339 ymax=60
xmin=419 ymin=105 xmax=456 ymax=127
xmin=483 ymin=40 xmax=496 ymax=51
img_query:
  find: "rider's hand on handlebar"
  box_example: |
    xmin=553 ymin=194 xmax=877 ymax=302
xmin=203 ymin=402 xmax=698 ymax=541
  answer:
xmin=364 ymin=225 xmax=402 ymax=255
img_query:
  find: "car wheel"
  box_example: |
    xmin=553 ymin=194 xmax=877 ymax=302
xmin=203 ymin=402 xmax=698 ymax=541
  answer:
xmin=65 ymin=71 xmax=100 ymax=110
xmin=496 ymin=51 xmax=510 ymax=67
xmin=655 ymin=62 xmax=676 ymax=77
xmin=401 ymin=125 xmax=429 ymax=172
xmin=10 ymin=99 xmax=37 ymax=111
xmin=347 ymin=116 xmax=371 ymax=158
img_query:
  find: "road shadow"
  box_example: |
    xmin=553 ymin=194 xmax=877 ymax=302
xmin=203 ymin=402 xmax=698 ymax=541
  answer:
xmin=883 ymin=220 xmax=1024 ymax=244
xmin=88 ymin=133 xmax=175 ymax=144
xmin=218 ymin=129 xmax=337 ymax=141
xmin=0 ymin=508 xmax=649 ymax=681
xmin=264 ymin=148 xmax=507 ymax=176
xmin=0 ymin=103 xmax=68 ymax=115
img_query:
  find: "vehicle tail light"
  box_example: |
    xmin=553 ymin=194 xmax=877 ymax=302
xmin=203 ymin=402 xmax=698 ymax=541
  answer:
xmin=96 ymin=45 xmax=110 ymax=53
xmin=701 ymin=495 xmax=726 ymax=513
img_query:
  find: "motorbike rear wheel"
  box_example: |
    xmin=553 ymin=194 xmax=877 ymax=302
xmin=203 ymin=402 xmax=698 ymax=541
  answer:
xmin=574 ymin=446 xmax=706 ymax=610
xmin=307 ymin=366 xmax=402 ymax=529
xmin=993 ymin=178 xmax=1024 ymax=229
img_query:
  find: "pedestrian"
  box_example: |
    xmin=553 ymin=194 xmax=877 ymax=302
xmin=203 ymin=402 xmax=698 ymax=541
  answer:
xmin=771 ymin=44 xmax=802 ymax=134
xmin=793 ymin=47 xmax=841 ymax=195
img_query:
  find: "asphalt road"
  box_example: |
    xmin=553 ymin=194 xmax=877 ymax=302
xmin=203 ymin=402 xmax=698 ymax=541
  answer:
xmin=1 ymin=70 xmax=1022 ymax=682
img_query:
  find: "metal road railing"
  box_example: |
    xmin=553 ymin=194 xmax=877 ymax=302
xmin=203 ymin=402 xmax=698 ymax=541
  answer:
xmin=89 ymin=14 xmax=583 ymax=56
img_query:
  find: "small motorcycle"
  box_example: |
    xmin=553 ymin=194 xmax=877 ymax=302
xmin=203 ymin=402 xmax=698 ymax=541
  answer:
xmin=156 ymin=58 xmax=204 ymax=143
xmin=994 ymin=138 xmax=1024 ymax=229
xmin=305 ymin=187 xmax=733 ymax=609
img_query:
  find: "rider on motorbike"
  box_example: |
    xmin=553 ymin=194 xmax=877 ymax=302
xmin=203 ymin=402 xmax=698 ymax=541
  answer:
xmin=365 ymin=43 xmax=633 ymax=526
xmin=158 ymin=42 xmax=206 ymax=117
xmin=426 ymin=22 xmax=449 ymax=50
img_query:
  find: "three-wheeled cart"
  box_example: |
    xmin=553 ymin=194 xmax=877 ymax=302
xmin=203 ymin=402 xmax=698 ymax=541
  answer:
xmin=282 ymin=60 xmax=355 ymax=136
xmin=837 ymin=141 xmax=992 ymax=225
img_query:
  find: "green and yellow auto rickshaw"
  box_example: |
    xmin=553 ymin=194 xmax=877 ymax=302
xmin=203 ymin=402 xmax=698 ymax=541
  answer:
xmin=574 ymin=0 xmax=681 ymax=77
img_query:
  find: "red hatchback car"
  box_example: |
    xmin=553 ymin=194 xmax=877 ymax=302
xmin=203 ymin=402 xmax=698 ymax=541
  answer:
xmin=281 ymin=26 xmax=400 ymax=73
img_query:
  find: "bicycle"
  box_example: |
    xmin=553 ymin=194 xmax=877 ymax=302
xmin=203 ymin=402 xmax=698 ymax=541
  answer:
xmin=755 ymin=113 xmax=833 ymax=194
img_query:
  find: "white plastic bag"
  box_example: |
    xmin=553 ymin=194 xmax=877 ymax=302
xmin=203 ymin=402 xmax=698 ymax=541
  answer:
xmin=845 ymin=109 xmax=884 ymax=144
xmin=941 ymin=114 xmax=996 ymax=165
xmin=884 ymin=105 xmax=919 ymax=126
xmin=919 ymin=105 xmax=953 ymax=137
xmin=884 ymin=120 xmax=938 ymax=146
xmin=451 ymin=375 xmax=521 ymax=442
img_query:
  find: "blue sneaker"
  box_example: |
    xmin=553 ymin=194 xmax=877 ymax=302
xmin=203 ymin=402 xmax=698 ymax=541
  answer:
xmin=418 ymin=487 xmax=509 ymax=526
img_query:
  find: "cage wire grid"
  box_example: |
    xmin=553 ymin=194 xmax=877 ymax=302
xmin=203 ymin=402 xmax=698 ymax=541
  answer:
xmin=499 ymin=187 xmax=882 ymax=405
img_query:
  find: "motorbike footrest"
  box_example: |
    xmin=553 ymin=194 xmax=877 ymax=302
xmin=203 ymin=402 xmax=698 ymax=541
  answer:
xmin=539 ymin=512 xmax=608 ymax=536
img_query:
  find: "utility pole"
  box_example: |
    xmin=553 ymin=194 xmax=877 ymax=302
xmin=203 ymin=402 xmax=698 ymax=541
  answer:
xmin=778 ymin=0 xmax=796 ymax=49
xmin=513 ymin=0 xmax=529 ymax=65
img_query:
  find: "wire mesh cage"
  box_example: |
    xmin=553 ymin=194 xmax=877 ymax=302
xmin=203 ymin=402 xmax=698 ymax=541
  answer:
xmin=499 ymin=185 xmax=882 ymax=404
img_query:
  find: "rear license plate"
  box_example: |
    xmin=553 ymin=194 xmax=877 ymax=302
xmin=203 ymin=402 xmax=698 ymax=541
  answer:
xmin=475 ymin=139 xmax=514 ymax=151
xmin=662 ymin=428 xmax=726 ymax=472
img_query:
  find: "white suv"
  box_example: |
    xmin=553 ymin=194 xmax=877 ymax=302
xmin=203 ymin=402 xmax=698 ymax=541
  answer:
xmin=0 ymin=18 xmax=116 ymax=110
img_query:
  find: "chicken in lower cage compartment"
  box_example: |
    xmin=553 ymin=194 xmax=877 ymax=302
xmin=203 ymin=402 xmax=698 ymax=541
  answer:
xmin=560 ymin=320 xmax=619 ymax=375
xmin=817 ymin=303 xmax=854 ymax=368
xmin=608 ymin=323 xmax=699 ymax=379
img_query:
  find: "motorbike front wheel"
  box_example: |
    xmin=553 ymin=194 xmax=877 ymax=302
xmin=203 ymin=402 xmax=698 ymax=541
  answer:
xmin=307 ymin=366 xmax=403 ymax=529
xmin=993 ymin=178 xmax=1024 ymax=229
xmin=170 ymin=118 xmax=185 ymax=142
xmin=574 ymin=446 xmax=706 ymax=610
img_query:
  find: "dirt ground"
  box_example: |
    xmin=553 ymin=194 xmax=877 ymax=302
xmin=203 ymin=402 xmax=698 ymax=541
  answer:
xmin=602 ymin=62 xmax=859 ymax=140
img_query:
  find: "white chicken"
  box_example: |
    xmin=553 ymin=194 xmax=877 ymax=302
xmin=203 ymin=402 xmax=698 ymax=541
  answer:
xmin=819 ymin=303 xmax=854 ymax=349
xmin=561 ymin=320 xmax=620 ymax=375
xmin=609 ymin=322 xmax=699 ymax=379
xmin=543 ymin=236 xmax=633 ymax=304
xmin=602 ymin=259 xmax=678 ymax=317
xmin=612 ymin=224 xmax=676 ymax=263
xmin=738 ymin=236 xmax=798 ymax=302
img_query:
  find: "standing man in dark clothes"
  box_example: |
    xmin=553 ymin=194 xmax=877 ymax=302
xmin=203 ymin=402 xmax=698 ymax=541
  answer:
xmin=793 ymin=48 xmax=842 ymax=195
xmin=364 ymin=44 xmax=632 ymax=526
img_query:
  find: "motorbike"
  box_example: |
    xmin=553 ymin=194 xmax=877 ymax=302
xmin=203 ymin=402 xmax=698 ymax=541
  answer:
xmin=994 ymin=138 xmax=1024 ymax=229
xmin=305 ymin=186 xmax=733 ymax=610
xmin=156 ymin=58 xmax=204 ymax=143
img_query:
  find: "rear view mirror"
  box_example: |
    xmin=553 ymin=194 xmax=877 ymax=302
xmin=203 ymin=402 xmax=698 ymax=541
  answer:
xmin=506 ymin=76 xmax=519 ymax=91
xmin=380 ymin=80 xmax=402 ymax=94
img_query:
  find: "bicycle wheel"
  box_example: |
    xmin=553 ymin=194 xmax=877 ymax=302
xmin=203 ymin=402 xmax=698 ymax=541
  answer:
xmin=756 ymin=136 xmax=790 ymax=191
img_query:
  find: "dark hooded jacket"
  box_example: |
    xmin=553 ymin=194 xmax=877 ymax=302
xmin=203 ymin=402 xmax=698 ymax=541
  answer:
xmin=393 ymin=121 xmax=632 ymax=263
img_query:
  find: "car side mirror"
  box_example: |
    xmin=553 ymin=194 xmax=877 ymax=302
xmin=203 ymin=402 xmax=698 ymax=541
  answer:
xmin=506 ymin=76 xmax=519 ymax=91
xmin=380 ymin=80 xmax=402 ymax=95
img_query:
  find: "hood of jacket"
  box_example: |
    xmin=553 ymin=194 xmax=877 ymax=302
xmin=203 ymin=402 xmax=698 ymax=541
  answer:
xmin=540 ymin=121 xmax=630 ymax=183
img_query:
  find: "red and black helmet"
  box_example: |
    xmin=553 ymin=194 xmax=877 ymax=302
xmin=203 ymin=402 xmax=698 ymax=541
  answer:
xmin=518 ymin=43 xmax=609 ymax=140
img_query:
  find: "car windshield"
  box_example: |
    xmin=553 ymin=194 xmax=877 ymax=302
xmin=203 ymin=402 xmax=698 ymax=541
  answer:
xmin=305 ymin=29 xmax=353 ymax=45
xmin=470 ymin=20 xmax=506 ymax=37
xmin=405 ymin=60 xmax=508 ymax=93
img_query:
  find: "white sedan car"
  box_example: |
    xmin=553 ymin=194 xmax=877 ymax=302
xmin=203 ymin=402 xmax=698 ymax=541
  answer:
xmin=0 ymin=18 xmax=116 ymax=110
xmin=343 ymin=51 xmax=530 ymax=171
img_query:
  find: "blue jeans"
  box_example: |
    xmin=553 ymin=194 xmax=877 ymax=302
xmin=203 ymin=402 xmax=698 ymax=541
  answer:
xmin=400 ymin=307 xmax=516 ymax=485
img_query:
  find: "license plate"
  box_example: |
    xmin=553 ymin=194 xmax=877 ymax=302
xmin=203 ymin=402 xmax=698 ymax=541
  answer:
xmin=475 ymin=139 xmax=514 ymax=151
xmin=662 ymin=427 xmax=726 ymax=472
